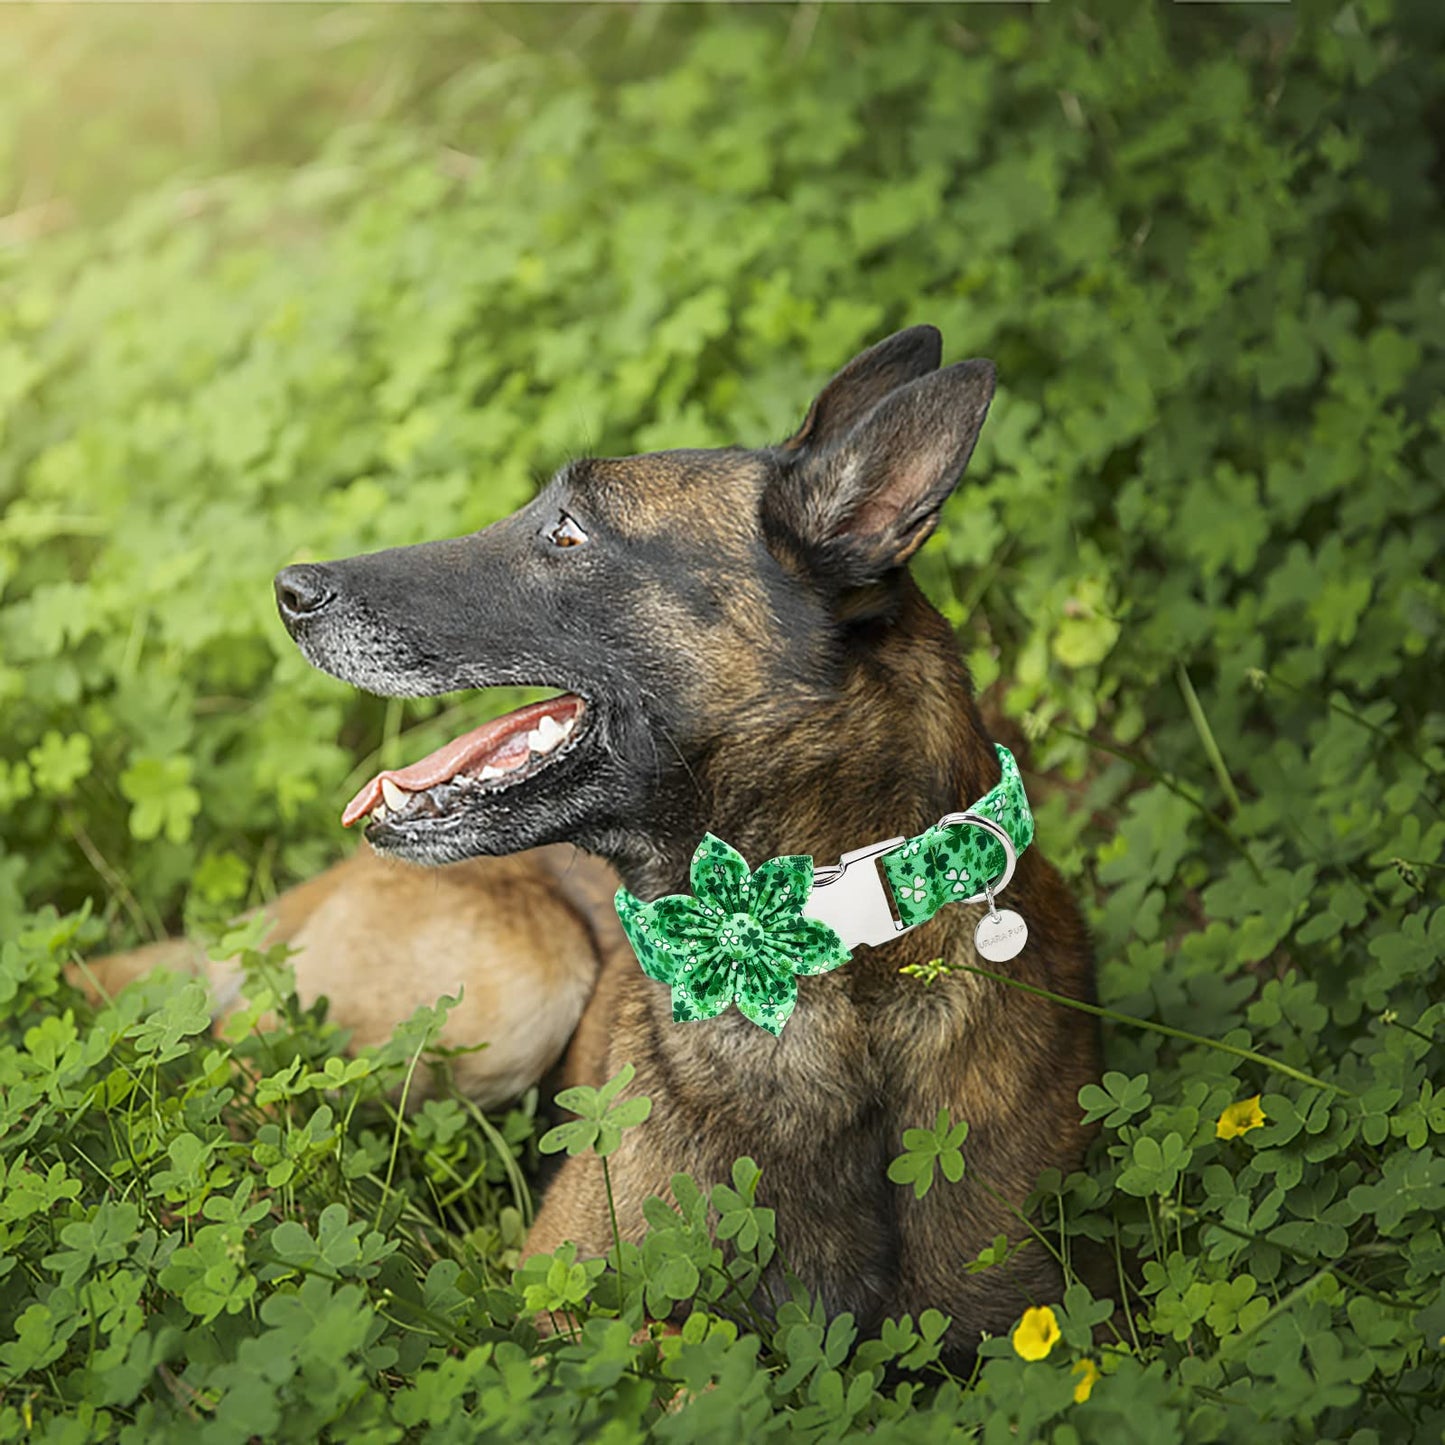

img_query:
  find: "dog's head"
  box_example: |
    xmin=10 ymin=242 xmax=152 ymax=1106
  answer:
xmin=276 ymin=327 xmax=994 ymax=874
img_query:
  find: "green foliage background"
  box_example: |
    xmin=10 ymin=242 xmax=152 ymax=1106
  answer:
xmin=1 ymin=2 xmax=1443 ymax=1439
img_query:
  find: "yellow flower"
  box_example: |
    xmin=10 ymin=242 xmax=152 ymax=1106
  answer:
xmin=1216 ymin=1094 xmax=1266 ymax=1140
xmin=1072 ymin=1358 xmax=1100 ymax=1403
xmin=1011 ymin=1305 xmax=1061 ymax=1361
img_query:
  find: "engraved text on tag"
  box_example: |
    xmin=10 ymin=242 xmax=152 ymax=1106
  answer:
xmin=974 ymin=907 xmax=1028 ymax=963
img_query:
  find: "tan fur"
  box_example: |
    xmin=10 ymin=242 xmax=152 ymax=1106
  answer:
xmin=80 ymin=844 xmax=619 ymax=1108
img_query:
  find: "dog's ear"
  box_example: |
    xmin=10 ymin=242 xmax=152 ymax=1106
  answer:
xmin=768 ymin=358 xmax=996 ymax=583
xmin=782 ymin=325 xmax=943 ymax=454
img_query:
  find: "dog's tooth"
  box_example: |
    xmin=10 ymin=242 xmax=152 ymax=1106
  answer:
xmin=480 ymin=765 xmax=504 ymax=781
xmin=372 ymin=802 xmax=390 ymax=823
xmin=530 ymin=716 xmax=566 ymax=754
xmin=381 ymin=778 xmax=410 ymax=812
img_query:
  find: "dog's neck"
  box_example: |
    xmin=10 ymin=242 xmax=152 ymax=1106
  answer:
xmin=614 ymin=580 xmax=1000 ymax=900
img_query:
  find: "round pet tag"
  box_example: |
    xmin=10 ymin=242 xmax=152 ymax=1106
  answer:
xmin=974 ymin=907 xmax=1028 ymax=963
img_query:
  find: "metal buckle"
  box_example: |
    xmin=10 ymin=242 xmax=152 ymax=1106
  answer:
xmin=802 ymin=835 xmax=914 ymax=950
xmin=803 ymin=813 xmax=1020 ymax=952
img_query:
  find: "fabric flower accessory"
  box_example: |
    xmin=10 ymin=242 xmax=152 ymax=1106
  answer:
xmin=615 ymin=834 xmax=850 ymax=1036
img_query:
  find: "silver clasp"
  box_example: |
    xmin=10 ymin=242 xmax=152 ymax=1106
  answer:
xmin=802 ymin=836 xmax=916 ymax=950
xmin=802 ymin=811 xmax=1019 ymax=952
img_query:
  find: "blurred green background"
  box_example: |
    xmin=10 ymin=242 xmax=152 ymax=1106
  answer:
xmin=1 ymin=4 xmax=1444 ymax=1438
xmin=0 ymin=0 xmax=1440 ymax=946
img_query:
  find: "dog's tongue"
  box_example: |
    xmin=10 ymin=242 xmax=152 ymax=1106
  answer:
xmin=342 ymin=695 xmax=582 ymax=827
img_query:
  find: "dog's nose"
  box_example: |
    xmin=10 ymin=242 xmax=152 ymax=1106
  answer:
xmin=274 ymin=564 xmax=335 ymax=625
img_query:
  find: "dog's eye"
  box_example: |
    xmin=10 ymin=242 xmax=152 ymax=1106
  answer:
xmin=545 ymin=513 xmax=589 ymax=549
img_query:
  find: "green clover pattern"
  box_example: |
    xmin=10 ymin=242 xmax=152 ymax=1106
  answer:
xmin=880 ymin=745 xmax=1035 ymax=928
xmin=615 ymin=834 xmax=850 ymax=1036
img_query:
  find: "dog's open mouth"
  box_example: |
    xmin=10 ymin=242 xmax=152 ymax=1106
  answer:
xmin=342 ymin=693 xmax=588 ymax=832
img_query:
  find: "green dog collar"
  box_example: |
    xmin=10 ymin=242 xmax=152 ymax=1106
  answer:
xmin=614 ymin=744 xmax=1034 ymax=1035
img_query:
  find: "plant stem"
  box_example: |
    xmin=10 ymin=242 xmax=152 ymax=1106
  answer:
xmin=1176 ymin=663 xmax=1243 ymax=817
xmin=1217 ymin=1267 xmax=1332 ymax=1357
xmin=374 ymin=1031 xmax=429 ymax=1231
xmin=1258 ymin=669 xmax=1444 ymax=795
xmin=462 ymin=1097 xmax=534 ymax=1226
xmin=706 ymin=1260 xmax=775 ymax=1339
xmin=603 ymin=1155 xmax=626 ymax=1310
xmin=1185 ymin=1210 xmax=1417 ymax=1309
xmin=967 ymin=1165 xmax=1067 ymax=1273
xmin=952 ymin=961 xmax=1353 ymax=1096
xmin=1047 ymin=723 xmax=1262 ymax=880
xmin=63 ymin=807 xmax=160 ymax=942
xmin=1382 ymin=1015 xmax=1437 ymax=1045
xmin=1113 ymin=1222 xmax=1144 ymax=1354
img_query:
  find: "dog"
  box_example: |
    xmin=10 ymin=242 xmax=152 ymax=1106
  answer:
xmin=257 ymin=325 xmax=1100 ymax=1361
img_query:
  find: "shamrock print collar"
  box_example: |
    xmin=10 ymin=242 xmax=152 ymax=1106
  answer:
xmin=614 ymin=744 xmax=1034 ymax=1035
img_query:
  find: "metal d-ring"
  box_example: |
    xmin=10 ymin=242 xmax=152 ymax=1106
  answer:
xmin=931 ymin=810 xmax=1018 ymax=906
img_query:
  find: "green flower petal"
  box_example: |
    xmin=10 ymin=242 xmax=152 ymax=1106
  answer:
xmin=749 ymin=854 xmax=815 ymax=924
xmin=617 ymin=838 xmax=858 ymax=1034
xmin=651 ymin=892 xmax=720 ymax=947
xmin=736 ymin=973 xmax=798 ymax=1036
xmin=671 ymin=956 xmax=736 ymax=1023
xmin=615 ymin=889 xmax=680 ymax=985
xmin=689 ymin=833 xmax=752 ymax=912
xmin=765 ymin=916 xmax=851 ymax=976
